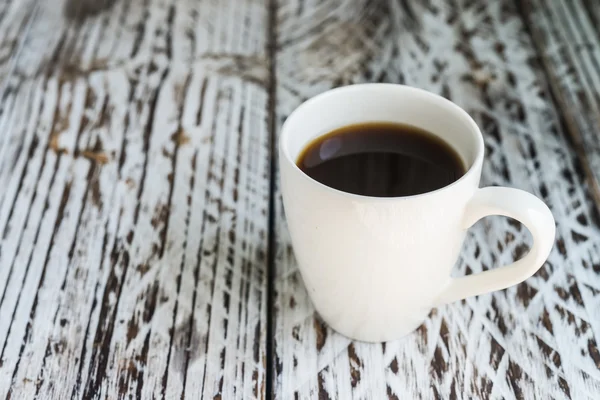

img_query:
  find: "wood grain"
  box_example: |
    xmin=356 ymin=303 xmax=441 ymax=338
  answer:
xmin=0 ymin=0 xmax=38 ymax=83
xmin=0 ymin=0 xmax=270 ymax=398
xmin=520 ymin=0 xmax=600 ymax=210
xmin=272 ymin=0 xmax=600 ymax=398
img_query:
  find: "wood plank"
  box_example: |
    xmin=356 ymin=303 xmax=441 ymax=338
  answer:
xmin=521 ymin=0 xmax=600 ymax=208
xmin=0 ymin=0 xmax=39 ymax=82
xmin=0 ymin=0 xmax=40 ymax=207
xmin=0 ymin=0 xmax=270 ymax=398
xmin=273 ymin=0 xmax=600 ymax=398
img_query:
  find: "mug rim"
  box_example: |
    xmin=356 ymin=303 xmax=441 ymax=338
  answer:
xmin=279 ymin=83 xmax=485 ymax=201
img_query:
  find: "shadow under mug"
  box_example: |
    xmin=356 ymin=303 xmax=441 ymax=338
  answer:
xmin=279 ymin=84 xmax=556 ymax=342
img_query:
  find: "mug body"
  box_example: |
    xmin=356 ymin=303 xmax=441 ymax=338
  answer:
xmin=279 ymin=84 xmax=484 ymax=342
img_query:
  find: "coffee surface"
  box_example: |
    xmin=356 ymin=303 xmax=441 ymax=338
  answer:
xmin=297 ymin=122 xmax=465 ymax=197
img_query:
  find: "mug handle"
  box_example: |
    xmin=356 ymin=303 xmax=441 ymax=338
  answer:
xmin=435 ymin=187 xmax=556 ymax=305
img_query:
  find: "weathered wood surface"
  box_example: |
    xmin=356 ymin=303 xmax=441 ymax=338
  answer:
xmin=0 ymin=0 xmax=270 ymax=398
xmin=2 ymin=0 xmax=600 ymax=398
xmin=521 ymin=0 xmax=600 ymax=209
xmin=0 ymin=0 xmax=38 ymax=84
xmin=273 ymin=0 xmax=600 ymax=399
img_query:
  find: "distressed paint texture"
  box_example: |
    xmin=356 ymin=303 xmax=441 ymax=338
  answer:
xmin=1 ymin=0 xmax=600 ymax=399
xmin=0 ymin=0 xmax=270 ymax=398
xmin=522 ymin=0 xmax=600 ymax=208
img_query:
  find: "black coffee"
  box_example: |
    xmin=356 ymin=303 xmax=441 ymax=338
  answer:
xmin=297 ymin=122 xmax=465 ymax=197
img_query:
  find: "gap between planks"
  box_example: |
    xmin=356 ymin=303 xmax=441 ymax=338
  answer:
xmin=266 ymin=0 xmax=279 ymax=397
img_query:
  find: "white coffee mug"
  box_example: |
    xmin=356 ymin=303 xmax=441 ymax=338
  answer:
xmin=279 ymin=84 xmax=556 ymax=342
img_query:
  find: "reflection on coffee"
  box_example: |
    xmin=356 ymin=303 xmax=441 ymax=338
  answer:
xmin=297 ymin=122 xmax=466 ymax=197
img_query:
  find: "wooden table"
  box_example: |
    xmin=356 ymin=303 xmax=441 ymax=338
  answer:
xmin=1 ymin=0 xmax=600 ymax=398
